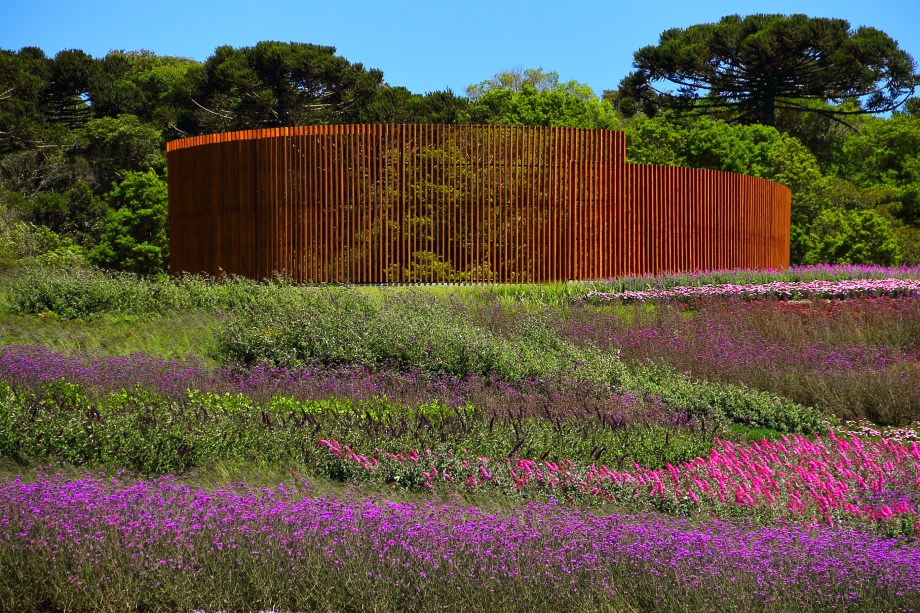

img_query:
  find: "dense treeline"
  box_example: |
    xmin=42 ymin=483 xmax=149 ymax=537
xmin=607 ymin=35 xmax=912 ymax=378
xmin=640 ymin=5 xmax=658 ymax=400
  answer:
xmin=1 ymin=24 xmax=918 ymax=274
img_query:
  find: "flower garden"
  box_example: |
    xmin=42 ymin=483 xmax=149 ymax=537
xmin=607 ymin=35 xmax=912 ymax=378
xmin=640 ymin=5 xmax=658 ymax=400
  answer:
xmin=1 ymin=263 xmax=920 ymax=611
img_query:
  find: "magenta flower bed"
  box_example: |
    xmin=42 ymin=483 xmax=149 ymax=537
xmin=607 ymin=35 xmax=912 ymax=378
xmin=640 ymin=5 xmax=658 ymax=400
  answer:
xmin=317 ymin=431 xmax=920 ymax=533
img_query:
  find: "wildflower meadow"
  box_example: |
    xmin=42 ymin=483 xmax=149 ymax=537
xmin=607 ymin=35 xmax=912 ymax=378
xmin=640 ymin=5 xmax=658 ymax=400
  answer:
xmin=1 ymin=263 xmax=919 ymax=611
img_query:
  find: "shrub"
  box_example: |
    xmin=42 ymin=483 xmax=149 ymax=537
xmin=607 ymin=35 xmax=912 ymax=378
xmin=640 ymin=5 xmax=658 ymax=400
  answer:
xmin=90 ymin=170 xmax=169 ymax=275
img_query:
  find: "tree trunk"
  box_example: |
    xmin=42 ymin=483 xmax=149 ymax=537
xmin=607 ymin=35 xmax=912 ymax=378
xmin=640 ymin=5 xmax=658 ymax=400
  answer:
xmin=761 ymin=84 xmax=776 ymax=126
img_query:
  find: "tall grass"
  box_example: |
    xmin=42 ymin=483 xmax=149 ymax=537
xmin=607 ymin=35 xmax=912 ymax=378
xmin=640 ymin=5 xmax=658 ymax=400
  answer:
xmin=9 ymin=262 xmax=920 ymax=320
xmin=0 ymin=312 xmax=216 ymax=359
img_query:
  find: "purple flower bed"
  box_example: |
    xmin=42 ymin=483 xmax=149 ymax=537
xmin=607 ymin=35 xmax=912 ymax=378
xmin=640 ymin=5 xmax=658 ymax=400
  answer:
xmin=593 ymin=321 xmax=917 ymax=374
xmin=559 ymin=294 xmax=920 ymax=425
xmin=1 ymin=473 xmax=918 ymax=611
xmin=0 ymin=344 xmax=646 ymax=420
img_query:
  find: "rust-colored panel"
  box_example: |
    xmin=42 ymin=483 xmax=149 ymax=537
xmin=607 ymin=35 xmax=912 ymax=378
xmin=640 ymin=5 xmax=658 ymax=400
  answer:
xmin=167 ymin=125 xmax=790 ymax=283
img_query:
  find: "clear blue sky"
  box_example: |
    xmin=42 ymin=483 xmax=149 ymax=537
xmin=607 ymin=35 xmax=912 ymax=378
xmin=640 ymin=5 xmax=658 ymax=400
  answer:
xmin=3 ymin=0 xmax=919 ymax=97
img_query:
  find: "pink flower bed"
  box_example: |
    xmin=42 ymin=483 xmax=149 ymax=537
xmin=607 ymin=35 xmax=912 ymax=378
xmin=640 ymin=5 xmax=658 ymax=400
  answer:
xmin=583 ymin=278 xmax=920 ymax=303
xmin=318 ymin=431 xmax=920 ymax=533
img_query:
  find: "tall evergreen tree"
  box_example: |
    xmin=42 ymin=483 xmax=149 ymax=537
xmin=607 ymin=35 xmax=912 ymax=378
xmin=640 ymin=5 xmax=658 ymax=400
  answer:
xmin=619 ymin=14 xmax=919 ymax=126
xmin=181 ymin=42 xmax=384 ymax=133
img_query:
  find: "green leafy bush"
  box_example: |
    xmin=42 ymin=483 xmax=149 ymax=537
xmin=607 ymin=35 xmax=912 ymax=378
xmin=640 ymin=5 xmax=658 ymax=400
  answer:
xmin=90 ymin=170 xmax=168 ymax=274
xmin=626 ymin=365 xmax=827 ymax=434
xmin=8 ymin=265 xmax=164 ymax=319
xmin=803 ymin=208 xmax=900 ymax=265
xmin=215 ymin=288 xmax=622 ymax=382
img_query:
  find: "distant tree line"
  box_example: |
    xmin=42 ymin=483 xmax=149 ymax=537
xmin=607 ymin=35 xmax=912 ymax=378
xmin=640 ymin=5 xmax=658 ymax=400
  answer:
xmin=1 ymin=14 xmax=918 ymax=274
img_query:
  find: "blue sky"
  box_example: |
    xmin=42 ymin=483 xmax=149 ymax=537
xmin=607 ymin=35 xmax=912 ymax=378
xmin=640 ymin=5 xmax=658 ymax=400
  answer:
xmin=3 ymin=0 xmax=919 ymax=97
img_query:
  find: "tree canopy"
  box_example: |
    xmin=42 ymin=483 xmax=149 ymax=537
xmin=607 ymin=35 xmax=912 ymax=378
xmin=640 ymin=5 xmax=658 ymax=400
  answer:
xmin=180 ymin=42 xmax=384 ymax=133
xmin=464 ymin=69 xmax=619 ymax=129
xmin=466 ymin=68 xmax=569 ymax=100
xmin=620 ymin=14 xmax=919 ymax=126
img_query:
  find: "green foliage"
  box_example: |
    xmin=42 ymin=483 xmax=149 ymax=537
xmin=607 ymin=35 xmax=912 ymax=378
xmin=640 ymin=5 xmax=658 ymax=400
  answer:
xmin=621 ymin=14 xmax=919 ymax=126
xmin=0 ymin=48 xmax=96 ymax=153
xmin=0 ymin=375 xmax=727 ymax=477
xmin=464 ymin=69 xmax=620 ymax=129
xmin=466 ymin=68 xmax=566 ymax=99
xmin=27 ymin=182 xmax=106 ymax=246
xmin=211 ymin=285 xmax=818 ymax=433
xmin=0 ymin=222 xmax=82 ymax=264
xmin=772 ymin=99 xmax=869 ymax=169
xmin=0 ymin=312 xmax=216 ymax=362
xmin=0 ymin=47 xmax=54 ymax=152
xmin=215 ymin=287 xmax=618 ymax=382
xmin=9 ymin=265 xmax=164 ymax=319
xmin=360 ymin=87 xmax=469 ymax=124
xmin=466 ymin=85 xmax=620 ymax=129
xmin=906 ymin=98 xmax=920 ymax=117
xmin=803 ymin=208 xmax=900 ymax=265
xmin=181 ymin=41 xmax=384 ymax=133
xmin=89 ymin=50 xmax=198 ymax=127
xmin=681 ymin=120 xmax=778 ymax=175
xmin=3 ymin=264 xmax=374 ymax=320
xmin=4 ymin=263 xmax=276 ymax=320
xmin=90 ymin=170 xmax=168 ymax=274
xmin=762 ymin=137 xmax=833 ymax=230
xmin=621 ymin=113 xmax=687 ymax=166
xmin=44 ymin=49 xmax=94 ymax=129
xmin=624 ymin=114 xmax=832 ymax=237
xmin=0 ymin=148 xmax=93 ymax=200
xmin=83 ymin=114 xmax=164 ymax=189
xmin=0 ymin=382 xmax=287 ymax=473
xmin=893 ymin=224 xmax=920 ymax=265
xmin=0 ymin=195 xmax=84 ymax=265
xmin=626 ymin=365 xmax=825 ymax=434
xmin=789 ymin=224 xmax=811 ymax=265
xmin=836 ymin=113 xmax=920 ymax=227
xmin=621 ymin=112 xmax=916 ymax=266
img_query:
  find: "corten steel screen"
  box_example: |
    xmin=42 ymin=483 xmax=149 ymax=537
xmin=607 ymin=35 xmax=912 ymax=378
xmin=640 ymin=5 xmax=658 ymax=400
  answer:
xmin=167 ymin=125 xmax=790 ymax=283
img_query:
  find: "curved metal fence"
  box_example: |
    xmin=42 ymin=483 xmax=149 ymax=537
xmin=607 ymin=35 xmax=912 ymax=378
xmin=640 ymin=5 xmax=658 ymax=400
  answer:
xmin=166 ymin=125 xmax=790 ymax=283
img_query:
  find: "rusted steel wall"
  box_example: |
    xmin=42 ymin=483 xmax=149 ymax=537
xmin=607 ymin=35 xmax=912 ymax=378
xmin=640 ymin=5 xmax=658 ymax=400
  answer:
xmin=167 ymin=125 xmax=789 ymax=283
xmin=624 ymin=165 xmax=791 ymax=274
